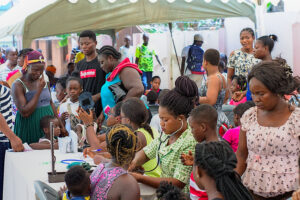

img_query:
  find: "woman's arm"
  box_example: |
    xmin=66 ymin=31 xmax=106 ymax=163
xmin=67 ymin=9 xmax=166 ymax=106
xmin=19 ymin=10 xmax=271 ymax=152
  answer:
xmin=130 ymin=173 xmax=186 ymax=189
xmin=227 ymin=68 xmax=234 ymax=86
xmin=199 ymin=75 xmax=220 ymax=105
xmin=119 ymin=68 xmax=144 ymax=99
xmin=29 ymin=141 xmax=58 ymax=150
xmin=235 ymin=129 xmax=248 ymax=176
xmin=128 ymin=150 xmax=150 ymax=171
xmin=12 ymin=78 xmax=45 ymax=117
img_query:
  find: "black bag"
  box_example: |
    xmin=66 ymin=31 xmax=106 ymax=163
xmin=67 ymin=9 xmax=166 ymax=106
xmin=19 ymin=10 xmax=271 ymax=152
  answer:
xmin=108 ymin=82 xmax=128 ymax=103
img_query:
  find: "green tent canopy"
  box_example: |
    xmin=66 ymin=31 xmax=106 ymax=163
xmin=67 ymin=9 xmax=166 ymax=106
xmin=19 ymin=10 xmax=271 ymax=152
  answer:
xmin=0 ymin=0 xmax=256 ymax=47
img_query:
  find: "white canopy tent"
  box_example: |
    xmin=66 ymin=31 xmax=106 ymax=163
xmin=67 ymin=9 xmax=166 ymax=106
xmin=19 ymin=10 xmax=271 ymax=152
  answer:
xmin=0 ymin=0 xmax=256 ymax=48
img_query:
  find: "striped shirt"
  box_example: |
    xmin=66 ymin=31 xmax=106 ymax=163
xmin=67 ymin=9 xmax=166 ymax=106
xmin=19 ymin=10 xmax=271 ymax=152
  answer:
xmin=0 ymin=84 xmax=12 ymax=142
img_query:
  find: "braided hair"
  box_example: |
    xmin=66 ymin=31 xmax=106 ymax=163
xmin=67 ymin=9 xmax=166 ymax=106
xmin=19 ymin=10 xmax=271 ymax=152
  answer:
xmin=121 ymin=97 xmax=154 ymax=138
xmin=232 ymin=75 xmax=247 ymax=91
xmin=194 ymin=142 xmax=253 ymax=200
xmin=248 ymin=58 xmax=300 ymax=96
xmin=156 ymin=182 xmax=187 ymax=200
xmin=160 ymin=76 xmax=198 ymax=118
xmin=240 ymin=27 xmax=255 ymax=38
xmin=106 ymin=124 xmax=137 ymax=167
xmin=98 ymin=45 xmax=121 ymax=60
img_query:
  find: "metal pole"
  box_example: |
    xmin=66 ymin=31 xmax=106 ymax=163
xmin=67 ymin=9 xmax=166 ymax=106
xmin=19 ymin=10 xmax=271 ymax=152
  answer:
xmin=50 ymin=122 xmax=56 ymax=175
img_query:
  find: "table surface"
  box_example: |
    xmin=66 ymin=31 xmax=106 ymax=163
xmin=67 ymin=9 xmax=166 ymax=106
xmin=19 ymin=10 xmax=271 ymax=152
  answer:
xmin=3 ymin=150 xmax=156 ymax=200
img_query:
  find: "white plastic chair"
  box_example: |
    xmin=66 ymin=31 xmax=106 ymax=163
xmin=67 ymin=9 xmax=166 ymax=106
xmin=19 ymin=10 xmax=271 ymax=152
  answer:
xmin=34 ymin=180 xmax=60 ymax=200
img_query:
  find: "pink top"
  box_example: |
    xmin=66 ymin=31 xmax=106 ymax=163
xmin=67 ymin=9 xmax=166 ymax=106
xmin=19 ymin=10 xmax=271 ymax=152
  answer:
xmin=222 ymin=126 xmax=240 ymax=152
xmin=240 ymin=107 xmax=300 ymax=198
xmin=229 ymin=97 xmax=247 ymax=106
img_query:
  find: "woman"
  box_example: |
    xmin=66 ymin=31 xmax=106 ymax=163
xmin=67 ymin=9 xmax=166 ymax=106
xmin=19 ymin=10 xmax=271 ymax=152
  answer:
xmin=227 ymin=27 xmax=259 ymax=83
xmin=89 ymin=124 xmax=140 ymax=200
xmin=128 ymin=76 xmax=198 ymax=193
xmin=236 ymin=61 xmax=300 ymax=199
xmin=97 ymin=46 xmax=144 ymax=120
xmin=121 ymin=97 xmax=161 ymax=177
xmin=12 ymin=51 xmax=62 ymax=144
xmin=199 ymin=49 xmax=229 ymax=136
xmin=193 ymin=142 xmax=253 ymax=200
xmin=246 ymin=35 xmax=278 ymax=100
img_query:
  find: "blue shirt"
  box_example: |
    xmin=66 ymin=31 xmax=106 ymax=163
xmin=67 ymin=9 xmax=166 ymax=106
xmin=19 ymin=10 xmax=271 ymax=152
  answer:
xmin=246 ymin=84 xmax=252 ymax=101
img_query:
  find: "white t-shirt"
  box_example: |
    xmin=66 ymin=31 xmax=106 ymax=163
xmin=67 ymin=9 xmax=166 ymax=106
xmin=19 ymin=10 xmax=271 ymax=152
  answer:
xmin=59 ymin=99 xmax=79 ymax=132
xmin=150 ymin=114 xmax=161 ymax=134
xmin=119 ymin=45 xmax=134 ymax=63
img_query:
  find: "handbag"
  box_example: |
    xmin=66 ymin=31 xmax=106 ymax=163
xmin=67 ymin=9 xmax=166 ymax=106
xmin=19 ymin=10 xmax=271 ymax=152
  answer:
xmin=108 ymin=82 xmax=128 ymax=103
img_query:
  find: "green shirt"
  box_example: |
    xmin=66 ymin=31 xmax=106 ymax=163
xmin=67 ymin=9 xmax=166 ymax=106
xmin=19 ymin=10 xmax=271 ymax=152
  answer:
xmin=143 ymin=127 xmax=197 ymax=193
xmin=135 ymin=44 xmax=156 ymax=72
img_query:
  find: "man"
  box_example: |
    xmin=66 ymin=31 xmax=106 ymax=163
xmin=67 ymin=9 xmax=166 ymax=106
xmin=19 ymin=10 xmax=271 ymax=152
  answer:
xmin=0 ymin=47 xmax=21 ymax=82
xmin=75 ymin=30 xmax=106 ymax=117
xmin=181 ymin=34 xmax=205 ymax=88
xmin=135 ymin=33 xmax=162 ymax=90
xmin=0 ymin=84 xmax=24 ymax=200
xmin=119 ymin=35 xmax=134 ymax=63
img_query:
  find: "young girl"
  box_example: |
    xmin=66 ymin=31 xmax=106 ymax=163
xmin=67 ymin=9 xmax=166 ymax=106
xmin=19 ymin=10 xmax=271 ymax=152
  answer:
xmin=121 ymin=97 xmax=161 ymax=178
xmin=129 ymin=76 xmax=198 ymax=193
xmin=89 ymin=124 xmax=140 ymax=200
xmin=236 ymin=60 xmax=300 ymax=199
xmin=145 ymin=76 xmax=161 ymax=95
xmin=59 ymin=77 xmax=82 ymax=133
xmin=223 ymin=101 xmax=255 ymax=152
xmin=29 ymin=115 xmax=60 ymax=150
xmin=194 ymin=142 xmax=253 ymax=200
xmin=229 ymin=75 xmax=247 ymax=106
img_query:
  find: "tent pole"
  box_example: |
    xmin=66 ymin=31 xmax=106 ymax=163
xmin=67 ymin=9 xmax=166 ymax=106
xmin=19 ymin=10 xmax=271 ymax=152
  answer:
xmin=168 ymin=23 xmax=181 ymax=73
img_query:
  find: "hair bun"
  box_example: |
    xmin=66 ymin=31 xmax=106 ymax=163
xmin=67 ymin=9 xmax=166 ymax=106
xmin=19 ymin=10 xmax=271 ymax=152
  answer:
xmin=269 ymin=34 xmax=278 ymax=42
xmin=174 ymin=76 xmax=198 ymax=98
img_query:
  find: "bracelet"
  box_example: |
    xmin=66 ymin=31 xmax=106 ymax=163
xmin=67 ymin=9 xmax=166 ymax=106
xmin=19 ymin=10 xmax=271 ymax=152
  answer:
xmin=84 ymin=123 xmax=94 ymax=129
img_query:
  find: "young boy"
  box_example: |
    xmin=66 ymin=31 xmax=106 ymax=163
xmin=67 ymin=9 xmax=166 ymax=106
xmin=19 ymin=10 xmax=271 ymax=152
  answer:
xmin=181 ymin=104 xmax=221 ymax=200
xmin=145 ymin=76 xmax=161 ymax=95
xmin=222 ymin=101 xmax=255 ymax=152
xmin=62 ymin=165 xmax=90 ymax=200
xmin=29 ymin=115 xmax=61 ymax=150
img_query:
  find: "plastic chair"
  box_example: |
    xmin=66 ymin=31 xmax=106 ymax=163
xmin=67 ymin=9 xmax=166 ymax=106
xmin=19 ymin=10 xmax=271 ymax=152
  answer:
xmin=222 ymin=104 xmax=235 ymax=126
xmin=34 ymin=180 xmax=60 ymax=200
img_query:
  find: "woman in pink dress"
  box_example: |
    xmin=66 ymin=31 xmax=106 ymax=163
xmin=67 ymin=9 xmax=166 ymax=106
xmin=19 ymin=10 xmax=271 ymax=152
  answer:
xmin=236 ymin=59 xmax=300 ymax=199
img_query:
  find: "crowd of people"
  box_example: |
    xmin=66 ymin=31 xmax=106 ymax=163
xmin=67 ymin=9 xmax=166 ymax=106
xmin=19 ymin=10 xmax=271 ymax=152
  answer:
xmin=0 ymin=27 xmax=299 ymax=200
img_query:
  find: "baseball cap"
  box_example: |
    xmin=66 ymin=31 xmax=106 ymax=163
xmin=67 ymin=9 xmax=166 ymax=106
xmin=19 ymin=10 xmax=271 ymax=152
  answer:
xmin=194 ymin=34 xmax=204 ymax=42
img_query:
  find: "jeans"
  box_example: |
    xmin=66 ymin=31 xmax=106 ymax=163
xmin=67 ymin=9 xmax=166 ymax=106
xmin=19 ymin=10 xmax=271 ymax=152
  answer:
xmin=0 ymin=142 xmax=10 ymax=200
xmin=142 ymin=71 xmax=153 ymax=90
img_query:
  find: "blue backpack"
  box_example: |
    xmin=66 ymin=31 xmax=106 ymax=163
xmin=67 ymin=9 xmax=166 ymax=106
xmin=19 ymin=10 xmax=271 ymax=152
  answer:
xmin=187 ymin=45 xmax=205 ymax=73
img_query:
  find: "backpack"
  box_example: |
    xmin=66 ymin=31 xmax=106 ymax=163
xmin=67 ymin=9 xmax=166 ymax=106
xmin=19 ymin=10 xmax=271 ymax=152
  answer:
xmin=187 ymin=45 xmax=205 ymax=73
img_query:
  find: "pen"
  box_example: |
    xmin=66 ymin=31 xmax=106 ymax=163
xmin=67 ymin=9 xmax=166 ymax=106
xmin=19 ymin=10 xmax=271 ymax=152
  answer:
xmin=91 ymin=149 xmax=102 ymax=152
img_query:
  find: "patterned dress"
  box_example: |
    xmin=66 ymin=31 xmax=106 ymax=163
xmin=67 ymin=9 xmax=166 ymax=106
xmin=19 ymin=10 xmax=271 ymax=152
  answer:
xmin=227 ymin=49 xmax=259 ymax=77
xmin=90 ymin=163 xmax=127 ymax=200
xmin=240 ymin=107 xmax=300 ymax=198
xmin=144 ymin=128 xmax=197 ymax=193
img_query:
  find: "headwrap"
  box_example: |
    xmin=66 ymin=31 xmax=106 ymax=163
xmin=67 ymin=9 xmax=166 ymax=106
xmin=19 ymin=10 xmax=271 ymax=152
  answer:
xmin=6 ymin=50 xmax=45 ymax=87
xmin=46 ymin=65 xmax=56 ymax=74
xmin=22 ymin=50 xmax=45 ymax=73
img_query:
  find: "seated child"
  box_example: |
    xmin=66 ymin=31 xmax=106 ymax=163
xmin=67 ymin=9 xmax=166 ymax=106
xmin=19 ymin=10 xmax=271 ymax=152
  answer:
xmin=156 ymin=181 xmax=187 ymax=200
xmin=145 ymin=76 xmax=161 ymax=95
xmin=147 ymin=90 xmax=159 ymax=116
xmin=150 ymin=89 xmax=169 ymax=133
xmin=29 ymin=115 xmax=60 ymax=150
xmin=181 ymin=104 xmax=219 ymax=200
xmin=62 ymin=165 xmax=90 ymax=200
xmin=193 ymin=142 xmax=253 ymax=199
xmin=229 ymin=75 xmax=247 ymax=106
xmin=222 ymin=101 xmax=255 ymax=152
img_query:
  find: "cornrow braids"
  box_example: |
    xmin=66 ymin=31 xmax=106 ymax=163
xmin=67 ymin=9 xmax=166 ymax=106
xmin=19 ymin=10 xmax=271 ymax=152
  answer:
xmin=248 ymin=59 xmax=300 ymax=96
xmin=98 ymin=45 xmax=122 ymax=60
xmin=106 ymin=124 xmax=137 ymax=167
xmin=240 ymin=27 xmax=255 ymax=38
xmin=122 ymin=97 xmax=154 ymax=138
xmin=194 ymin=142 xmax=253 ymax=200
xmin=160 ymin=76 xmax=198 ymax=118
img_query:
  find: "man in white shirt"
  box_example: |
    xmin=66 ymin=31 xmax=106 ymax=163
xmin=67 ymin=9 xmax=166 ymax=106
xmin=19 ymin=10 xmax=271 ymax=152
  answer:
xmin=119 ymin=35 xmax=134 ymax=63
xmin=0 ymin=47 xmax=21 ymax=82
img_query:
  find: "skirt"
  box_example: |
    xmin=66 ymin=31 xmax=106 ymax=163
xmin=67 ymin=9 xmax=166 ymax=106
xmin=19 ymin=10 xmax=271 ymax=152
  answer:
xmin=14 ymin=105 xmax=54 ymax=144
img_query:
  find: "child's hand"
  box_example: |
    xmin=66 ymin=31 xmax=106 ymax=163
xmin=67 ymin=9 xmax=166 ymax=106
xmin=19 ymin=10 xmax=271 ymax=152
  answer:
xmin=58 ymin=185 xmax=67 ymax=199
xmin=60 ymin=112 xmax=69 ymax=121
xmin=180 ymin=151 xmax=194 ymax=166
xmin=292 ymin=189 xmax=300 ymax=200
